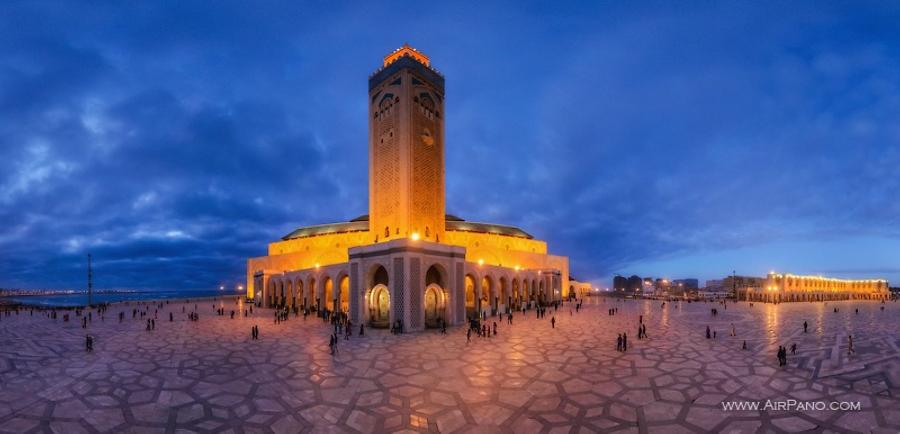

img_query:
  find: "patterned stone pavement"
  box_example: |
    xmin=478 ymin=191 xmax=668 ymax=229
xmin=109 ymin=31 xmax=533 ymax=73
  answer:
xmin=0 ymin=297 xmax=898 ymax=433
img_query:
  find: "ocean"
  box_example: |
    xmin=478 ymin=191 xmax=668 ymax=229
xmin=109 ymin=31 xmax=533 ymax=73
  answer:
xmin=1 ymin=289 xmax=247 ymax=308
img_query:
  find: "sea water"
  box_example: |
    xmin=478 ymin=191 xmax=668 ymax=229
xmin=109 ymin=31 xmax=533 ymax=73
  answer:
xmin=2 ymin=289 xmax=247 ymax=307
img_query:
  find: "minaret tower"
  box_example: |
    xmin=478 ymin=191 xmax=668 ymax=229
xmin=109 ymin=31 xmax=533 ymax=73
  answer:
xmin=368 ymin=44 xmax=446 ymax=243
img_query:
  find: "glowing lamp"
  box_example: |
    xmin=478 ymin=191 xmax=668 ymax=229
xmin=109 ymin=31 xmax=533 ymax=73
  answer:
xmin=411 ymin=232 xmax=420 ymax=241
xmin=478 ymin=259 xmax=484 ymax=266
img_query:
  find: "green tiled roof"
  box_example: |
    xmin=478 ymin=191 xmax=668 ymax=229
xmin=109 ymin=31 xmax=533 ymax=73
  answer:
xmin=281 ymin=214 xmax=533 ymax=241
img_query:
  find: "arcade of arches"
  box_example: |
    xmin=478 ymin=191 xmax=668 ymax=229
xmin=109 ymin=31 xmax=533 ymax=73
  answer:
xmin=737 ymin=272 xmax=890 ymax=303
xmin=252 ymin=238 xmax=567 ymax=332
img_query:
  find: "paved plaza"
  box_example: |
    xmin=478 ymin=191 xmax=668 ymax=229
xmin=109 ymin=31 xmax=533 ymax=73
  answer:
xmin=0 ymin=298 xmax=898 ymax=433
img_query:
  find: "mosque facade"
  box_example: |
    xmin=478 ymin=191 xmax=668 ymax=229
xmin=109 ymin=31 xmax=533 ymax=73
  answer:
xmin=247 ymin=45 xmax=589 ymax=331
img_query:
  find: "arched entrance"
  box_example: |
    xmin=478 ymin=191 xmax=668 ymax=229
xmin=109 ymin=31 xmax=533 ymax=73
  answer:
xmin=424 ymin=264 xmax=447 ymax=328
xmin=368 ymin=265 xmax=390 ymax=328
xmin=308 ymin=277 xmax=317 ymax=310
xmin=323 ymin=277 xmax=334 ymax=312
xmin=295 ymin=279 xmax=305 ymax=309
xmin=370 ymin=284 xmax=391 ymax=327
xmin=512 ymin=279 xmax=520 ymax=308
xmin=499 ymin=277 xmax=508 ymax=314
xmin=482 ymin=276 xmax=494 ymax=315
xmin=339 ymin=275 xmax=350 ymax=313
xmin=424 ymin=285 xmax=444 ymax=328
xmin=465 ymin=275 xmax=477 ymax=318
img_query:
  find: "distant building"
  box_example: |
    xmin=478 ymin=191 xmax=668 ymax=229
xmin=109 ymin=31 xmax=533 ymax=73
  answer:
xmin=613 ymin=275 xmax=627 ymax=292
xmin=673 ymin=279 xmax=699 ymax=291
xmin=704 ymin=279 xmax=725 ymax=292
xmin=627 ymin=275 xmax=643 ymax=294
xmin=568 ymin=277 xmax=592 ymax=298
xmin=723 ymin=275 xmax=766 ymax=296
xmin=737 ymin=272 xmax=889 ymax=302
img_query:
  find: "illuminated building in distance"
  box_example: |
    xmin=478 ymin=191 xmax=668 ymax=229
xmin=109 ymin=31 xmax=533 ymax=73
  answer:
xmin=737 ymin=272 xmax=889 ymax=302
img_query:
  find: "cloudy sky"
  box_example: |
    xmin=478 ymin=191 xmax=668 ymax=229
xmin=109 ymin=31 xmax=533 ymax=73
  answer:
xmin=1 ymin=1 xmax=898 ymax=291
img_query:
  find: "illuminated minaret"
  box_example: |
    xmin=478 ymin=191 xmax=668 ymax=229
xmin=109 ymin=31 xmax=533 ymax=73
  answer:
xmin=368 ymin=44 xmax=446 ymax=243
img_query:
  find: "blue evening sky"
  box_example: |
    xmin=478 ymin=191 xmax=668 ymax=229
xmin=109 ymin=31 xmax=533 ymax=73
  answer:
xmin=1 ymin=1 xmax=898 ymax=290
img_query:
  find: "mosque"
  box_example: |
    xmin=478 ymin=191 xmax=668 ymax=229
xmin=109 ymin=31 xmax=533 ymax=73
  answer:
xmin=247 ymin=45 xmax=591 ymax=331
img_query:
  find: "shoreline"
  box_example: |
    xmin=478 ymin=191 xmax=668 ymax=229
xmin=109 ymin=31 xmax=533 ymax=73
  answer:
xmin=0 ymin=293 xmax=248 ymax=310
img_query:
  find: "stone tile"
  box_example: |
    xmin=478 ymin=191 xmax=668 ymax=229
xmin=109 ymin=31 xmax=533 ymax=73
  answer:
xmin=0 ymin=298 xmax=897 ymax=432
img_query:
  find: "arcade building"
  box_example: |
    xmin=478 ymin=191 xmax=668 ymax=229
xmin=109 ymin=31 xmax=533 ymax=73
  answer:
xmin=247 ymin=45 xmax=589 ymax=331
xmin=737 ymin=272 xmax=890 ymax=303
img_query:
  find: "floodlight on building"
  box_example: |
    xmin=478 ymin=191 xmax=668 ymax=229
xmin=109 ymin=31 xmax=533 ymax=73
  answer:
xmin=315 ymin=263 xmax=320 ymax=269
xmin=410 ymin=232 xmax=421 ymax=241
xmin=478 ymin=259 xmax=484 ymax=266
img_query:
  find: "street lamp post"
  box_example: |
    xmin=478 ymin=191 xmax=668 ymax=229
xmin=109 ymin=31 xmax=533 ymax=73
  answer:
xmin=87 ymin=253 xmax=93 ymax=306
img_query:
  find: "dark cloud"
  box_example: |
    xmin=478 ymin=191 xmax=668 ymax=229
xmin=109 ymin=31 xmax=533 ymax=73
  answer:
xmin=1 ymin=1 xmax=898 ymax=290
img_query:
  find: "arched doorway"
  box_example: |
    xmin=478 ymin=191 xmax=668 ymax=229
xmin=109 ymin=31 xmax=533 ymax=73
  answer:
xmin=308 ymin=277 xmax=317 ymax=310
xmin=368 ymin=265 xmax=390 ymax=328
xmin=482 ymin=276 xmax=494 ymax=315
xmin=339 ymin=275 xmax=350 ymax=313
xmin=499 ymin=277 xmax=509 ymax=314
xmin=370 ymin=284 xmax=390 ymax=326
xmin=424 ymin=265 xmax=447 ymax=328
xmin=286 ymin=280 xmax=294 ymax=308
xmin=323 ymin=277 xmax=334 ymax=312
xmin=295 ymin=279 xmax=305 ymax=309
xmin=512 ymin=279 xmax=520 ymax=308
xmin=465 ymin=275 xmax=477 ymax=318
xmin=267 ymin=280 xmax=276 ymax=307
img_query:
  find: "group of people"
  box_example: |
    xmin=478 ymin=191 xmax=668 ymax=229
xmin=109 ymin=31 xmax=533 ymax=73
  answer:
xmin=776 ymin=345 xmax=789 ymax=366
xmin=636 ymin=323 xmax=648 ymax=339
xmin=616 ymin=332 xmax=628 ymax=352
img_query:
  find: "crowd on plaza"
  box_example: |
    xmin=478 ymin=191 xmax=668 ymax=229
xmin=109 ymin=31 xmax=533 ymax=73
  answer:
xmin=0 ymin=291 xmax=895 ymax=372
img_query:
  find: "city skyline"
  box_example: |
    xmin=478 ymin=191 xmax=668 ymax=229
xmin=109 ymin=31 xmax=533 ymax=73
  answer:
xmin=1 ymin=2 xmax=899 ymax=291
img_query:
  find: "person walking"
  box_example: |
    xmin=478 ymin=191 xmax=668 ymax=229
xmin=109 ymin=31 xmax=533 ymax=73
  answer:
xmin=803 ymin=320 xmax=808 ymax=333
xmin=623 ymin=332 xmax=628 ymax=352
xmin=616 ymin=334 xmax=622 ymax=352
xmin=790 ymin=343 xmax=797 ymax=355
xmin=551 ymin=316 xmax=556 ymax=328
xmin=731 ymin=323 xmax=736 ymax=337
xmin=466 ymin=327 xmax=471 ymax=343
xmin=706 ymin=325 xmax=711 ymax=339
